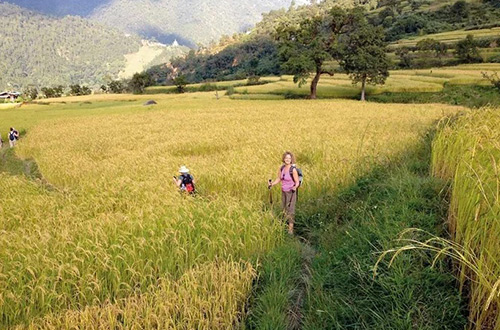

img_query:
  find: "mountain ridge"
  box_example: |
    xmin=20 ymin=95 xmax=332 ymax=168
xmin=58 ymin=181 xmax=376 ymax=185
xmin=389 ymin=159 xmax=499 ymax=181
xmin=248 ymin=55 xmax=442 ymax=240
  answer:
xmin=5 ymin=0 xmax=311 ymax=47
xmin=0 ymin=2 xmax=187 ymax=90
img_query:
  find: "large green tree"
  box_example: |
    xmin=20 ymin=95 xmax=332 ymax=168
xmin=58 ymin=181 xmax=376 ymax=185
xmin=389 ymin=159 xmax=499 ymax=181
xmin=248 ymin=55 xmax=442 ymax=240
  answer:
xmin=128 ymin=72 xmax=153 ymax=94
xmin=338 ymin=8 xmax=390 ymax=101
xmin=275 ymin=8 xmax=348 ymax=99
xmin=455 ymin=34 xmax=482 ymax=64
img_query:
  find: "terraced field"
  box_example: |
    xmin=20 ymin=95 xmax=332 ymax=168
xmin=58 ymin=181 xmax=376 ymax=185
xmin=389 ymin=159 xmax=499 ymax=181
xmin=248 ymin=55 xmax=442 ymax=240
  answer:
xmin=0 ymin=93 xmax=462 ymax=328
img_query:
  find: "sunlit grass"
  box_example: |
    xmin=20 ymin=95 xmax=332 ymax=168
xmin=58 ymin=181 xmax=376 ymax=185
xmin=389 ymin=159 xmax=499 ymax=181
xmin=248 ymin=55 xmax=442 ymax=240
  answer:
xmin=390 ymin=27 xmax=500 ymax=48
xmin=431 ymin=109 xmax=500 ymax=330
xmin=0 ymin=95 xmax=462 ymax=327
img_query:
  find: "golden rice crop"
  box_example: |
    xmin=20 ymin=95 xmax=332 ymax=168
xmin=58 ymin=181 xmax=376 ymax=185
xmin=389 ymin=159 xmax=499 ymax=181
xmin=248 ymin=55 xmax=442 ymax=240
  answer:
xmin=432 ymin=108 xmax=500 ymax=330
xmin=0 ymin=95 xmax=462 ymax=328
xmin=232 ymin=64 xmax=500 ymax=98
xmin=390 ymin=27 xmax=500 ymax=47
xmin=16 ymin=261 xmax=255 ymax=330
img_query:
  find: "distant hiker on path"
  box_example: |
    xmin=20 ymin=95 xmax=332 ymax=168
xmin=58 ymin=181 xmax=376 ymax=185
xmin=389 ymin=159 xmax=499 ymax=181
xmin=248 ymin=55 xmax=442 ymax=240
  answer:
xmin=173 ymin=166 xmax=196 ymax=194
xmin=8 ymin=127 xmax=19 ymax=148
xmin=268 ymin=151 xmax=301 ymax=234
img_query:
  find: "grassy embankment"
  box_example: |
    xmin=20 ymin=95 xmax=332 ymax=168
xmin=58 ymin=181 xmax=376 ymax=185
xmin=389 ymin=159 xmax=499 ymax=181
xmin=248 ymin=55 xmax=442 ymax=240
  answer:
xmin=0 ymin=94 xmax=463 ymax=328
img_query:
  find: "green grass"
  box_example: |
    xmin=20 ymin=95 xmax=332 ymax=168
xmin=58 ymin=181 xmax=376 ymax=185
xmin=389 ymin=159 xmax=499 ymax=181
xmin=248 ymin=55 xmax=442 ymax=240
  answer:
xmin=0 ymin=79 xmax=481 ymax=328
xmin=246 ymin=240 xmax=303 ymax=329
xmin=1 ymin=95 xmax=461 ymax=327
xmin=367 ymin=84 xmax=500 ymax=108
xmin=297 ymin=129 xmax=467 ymax=329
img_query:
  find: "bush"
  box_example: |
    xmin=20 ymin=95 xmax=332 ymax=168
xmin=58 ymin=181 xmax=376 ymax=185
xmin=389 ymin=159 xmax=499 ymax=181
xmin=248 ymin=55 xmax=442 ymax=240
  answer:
xmin=455 ymin=35 xmax=483 ymax=63
xmin=173 ymin=75 xmax=188 ymax=93
xmin=108 ymin=81 xmax=125 ymax=94
xmin=246 ymin=76 xmax=261 ymax=85
xmin=225 ymin=86 xmax=235 ymax=96
xmin=487 ymin=54 xmax=500 ymax=63
xmin=23 ymin=87 xmax=38 ymax=100
xmin=198 ymin=83 xmax=218 ymax=92
xmin=482 ymin=71 xmax=500 ymax=92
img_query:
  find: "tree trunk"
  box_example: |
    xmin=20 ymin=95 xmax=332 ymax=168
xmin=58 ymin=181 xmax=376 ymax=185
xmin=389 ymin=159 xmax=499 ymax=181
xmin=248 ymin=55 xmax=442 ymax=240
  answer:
xmin=310 ymin=68 xmax=321 ymax=99
xmin=360 ymin=76 xmax=367 ymax=101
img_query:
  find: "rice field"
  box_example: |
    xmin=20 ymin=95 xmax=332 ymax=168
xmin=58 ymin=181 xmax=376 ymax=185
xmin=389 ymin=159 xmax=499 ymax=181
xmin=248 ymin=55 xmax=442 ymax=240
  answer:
xmin=227 ymin=63 xmax=500 ymax=99
xmin=432 ymin=109 xmax=500 ymax=330
xmin=390 ymin=27 xmax=500 ymax=48
xmin=0 ymin=93 xmax=463 ymax=328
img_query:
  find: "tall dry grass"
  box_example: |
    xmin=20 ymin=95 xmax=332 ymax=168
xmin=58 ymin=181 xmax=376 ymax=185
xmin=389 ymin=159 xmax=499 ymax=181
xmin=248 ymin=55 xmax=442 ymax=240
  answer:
xmin=432 ymin=109 xmax=500 ymax=329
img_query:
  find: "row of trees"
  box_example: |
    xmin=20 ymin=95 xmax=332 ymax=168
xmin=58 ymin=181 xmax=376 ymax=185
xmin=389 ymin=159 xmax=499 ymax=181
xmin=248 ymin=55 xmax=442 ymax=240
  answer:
xmin=21 ymin=72 xmax=156 ymax=99
xmin=23 ymin=84 xmax=93 ymax=99
xmin=100 ymin=73 xmax=154 ymax=94
xmin=395 ymin=34 xmax=499 ymax=69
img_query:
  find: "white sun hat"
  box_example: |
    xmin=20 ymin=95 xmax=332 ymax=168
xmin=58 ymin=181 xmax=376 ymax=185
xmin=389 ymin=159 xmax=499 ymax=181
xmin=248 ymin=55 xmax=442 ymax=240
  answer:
xmin=179 ymin=166 xmax=190 ymax=173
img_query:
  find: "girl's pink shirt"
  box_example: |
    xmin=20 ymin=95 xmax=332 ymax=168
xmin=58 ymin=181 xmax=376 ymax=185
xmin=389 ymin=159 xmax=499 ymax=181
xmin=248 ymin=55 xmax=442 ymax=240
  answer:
xmin=281 ymin=166 xmax=295 ymax=192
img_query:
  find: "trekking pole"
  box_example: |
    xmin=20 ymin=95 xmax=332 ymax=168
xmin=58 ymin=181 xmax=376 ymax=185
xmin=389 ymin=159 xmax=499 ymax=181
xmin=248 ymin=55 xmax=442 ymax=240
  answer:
xmin=268 ymin=179 xmax=273 ymax=205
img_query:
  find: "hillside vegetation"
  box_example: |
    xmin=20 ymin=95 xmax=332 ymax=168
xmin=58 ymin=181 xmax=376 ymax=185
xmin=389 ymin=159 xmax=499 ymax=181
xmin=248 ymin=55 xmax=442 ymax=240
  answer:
xmin=6 ymin=0 xmax=312 ymax=47
xmin=145 ymin=0 xmax=500 ymax=89
xmin=0 ymin=3 xmax=188 ymax=91
xmin=90 ymin=0 xmax=306 ymax=47
xmin=0 ymin=3 xmax=141 ymax=90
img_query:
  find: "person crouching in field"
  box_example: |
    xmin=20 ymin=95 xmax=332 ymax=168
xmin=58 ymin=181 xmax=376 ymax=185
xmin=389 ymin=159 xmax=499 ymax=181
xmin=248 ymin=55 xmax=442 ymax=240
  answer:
xmin=269 ymin=151 xmax=300 ymax=234
xmin=173 ymin=166 xmax=196 ymax=194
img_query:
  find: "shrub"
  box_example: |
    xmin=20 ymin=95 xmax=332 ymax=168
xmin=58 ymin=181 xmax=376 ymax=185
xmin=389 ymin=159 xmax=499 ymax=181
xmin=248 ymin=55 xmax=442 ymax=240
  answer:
xmin=482 ymin=71 xmax=500 ymax=92
xmin=225 ymin=86 xmax=235 ymax=96
xmin=487 ymin=54 xmax=500 ymax=63
xmin=198 ymin=83 xmax=218 ymax=92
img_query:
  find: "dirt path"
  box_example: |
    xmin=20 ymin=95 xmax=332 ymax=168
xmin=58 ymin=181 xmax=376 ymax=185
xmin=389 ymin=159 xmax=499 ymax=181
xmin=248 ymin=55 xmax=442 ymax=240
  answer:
xmin=287 ymin=240 xmax=315 ymax=330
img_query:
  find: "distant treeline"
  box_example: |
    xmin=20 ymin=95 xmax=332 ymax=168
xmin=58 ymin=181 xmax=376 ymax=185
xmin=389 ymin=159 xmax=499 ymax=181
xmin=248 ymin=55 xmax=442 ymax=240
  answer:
xmin=21 ymin=73 xmax=155 ymax=99
xmin=375 ymin=0 xmax=500 ymax=41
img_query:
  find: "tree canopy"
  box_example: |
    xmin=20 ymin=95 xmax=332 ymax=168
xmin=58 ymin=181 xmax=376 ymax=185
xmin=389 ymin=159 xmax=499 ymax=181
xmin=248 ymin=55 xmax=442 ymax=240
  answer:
xmin=337 ymin=8 xmax=390 ymax=101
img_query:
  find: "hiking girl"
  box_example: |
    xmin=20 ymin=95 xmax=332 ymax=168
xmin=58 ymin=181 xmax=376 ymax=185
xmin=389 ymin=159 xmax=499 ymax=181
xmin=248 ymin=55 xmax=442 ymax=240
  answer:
xmin=268 ymin=151 xmax=300 ymax=234
xmin=8 ymin=127 xmax=19 ymax=148
xmin=173 ymin=165 xmax=196 ymax=194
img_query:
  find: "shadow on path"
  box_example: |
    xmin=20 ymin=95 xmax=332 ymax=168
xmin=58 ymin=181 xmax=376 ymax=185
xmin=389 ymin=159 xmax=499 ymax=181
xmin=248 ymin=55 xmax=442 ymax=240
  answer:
xmin=0 ymin=145 xmax=56 ymax=191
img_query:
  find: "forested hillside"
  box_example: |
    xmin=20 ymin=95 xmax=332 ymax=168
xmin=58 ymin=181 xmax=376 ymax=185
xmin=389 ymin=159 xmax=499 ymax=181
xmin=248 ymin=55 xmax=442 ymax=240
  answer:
xmin=0 ymin=2 xmax=144 ymax=90
xmin=254 ymin=0 xmax=500 ymax=42
xmin=149 ymin=0 xmax=500 ymax=86
xmin=6 ymin=0 xmax=312 ymax=47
